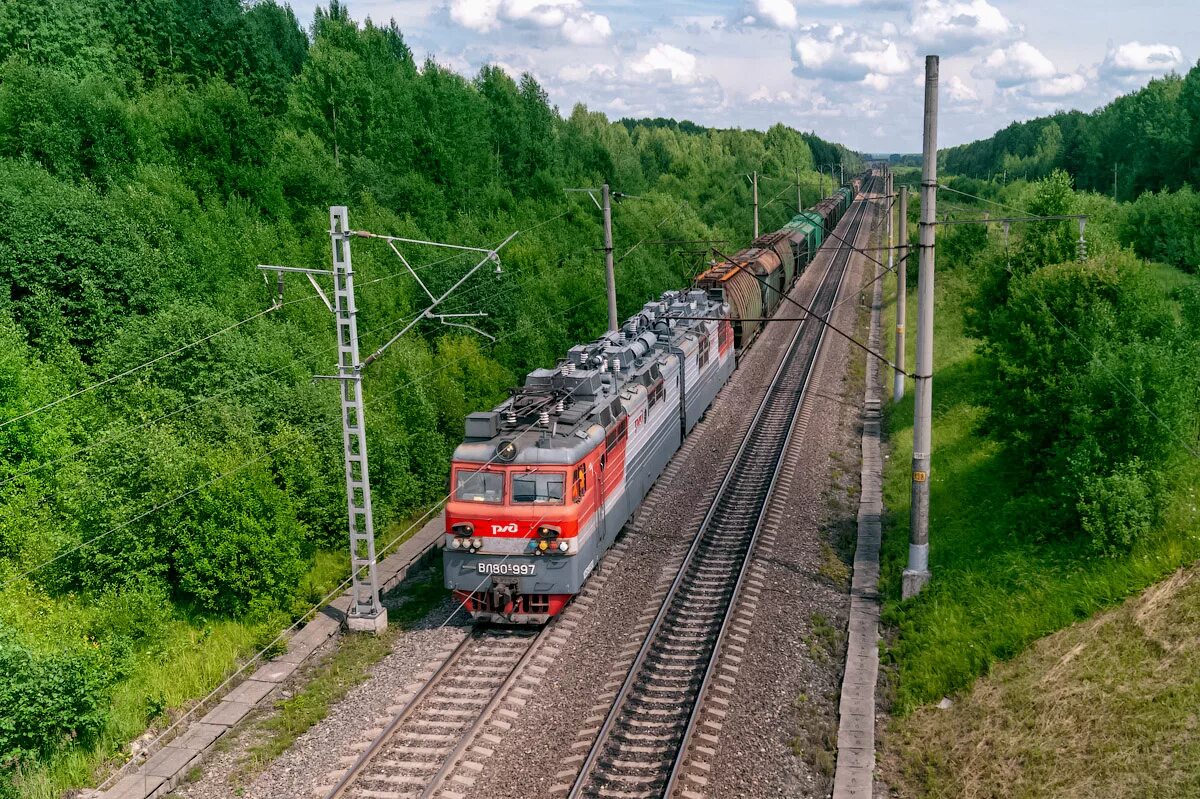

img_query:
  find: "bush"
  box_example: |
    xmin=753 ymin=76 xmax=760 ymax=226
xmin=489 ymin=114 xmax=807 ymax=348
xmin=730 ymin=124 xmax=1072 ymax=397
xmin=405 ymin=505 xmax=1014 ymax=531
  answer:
xmin=170 ymin=464 xmax=307 ymax=617
xmin=1077 ymin=461 xmax=1158 ymax=554
xmin=1122 ymin=187 xmax=1200 ymax=271
xmin=0 ymin=625 xmax=115 ymax=767
xmin=979 ymin=249 xmax=1200 ymax=545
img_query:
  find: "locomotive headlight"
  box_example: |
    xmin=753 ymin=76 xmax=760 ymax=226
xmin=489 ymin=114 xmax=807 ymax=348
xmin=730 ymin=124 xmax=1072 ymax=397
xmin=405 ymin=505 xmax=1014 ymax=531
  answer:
xmin=469 ymin=538 xmax=483 ymax=550
xmin=537 ymin=525 xmax=561 ymax=540
xmin=452 ymin=522 xmax=474 ymax=537
xmin=450 ymin=537 xmax=463 ymax=550
xmin=557 ymin=540 xmax=569 ymax=552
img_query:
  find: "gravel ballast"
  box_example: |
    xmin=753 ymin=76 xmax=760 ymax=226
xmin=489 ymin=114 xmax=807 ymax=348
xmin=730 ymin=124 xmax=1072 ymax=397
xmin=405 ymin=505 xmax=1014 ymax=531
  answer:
xmin=471 ymin=191 xmax=880 ymax=799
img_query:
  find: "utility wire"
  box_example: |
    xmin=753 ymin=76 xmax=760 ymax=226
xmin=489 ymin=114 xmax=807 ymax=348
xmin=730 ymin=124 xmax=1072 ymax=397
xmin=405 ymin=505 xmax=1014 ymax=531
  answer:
xmin=0 ymin=288 xmax=607 ymax=592
xmin=937 ymin=183 xmax=1032 ymax=216
xmin=0 ymin=247 xmax=511 ymax=492
xmin=0 ymin=295 xmax=322 ymax=433
xmin=711 ymin=207 xmax=907 ymax=376
xmin=93 ymin=289 xmax=608 ymax=793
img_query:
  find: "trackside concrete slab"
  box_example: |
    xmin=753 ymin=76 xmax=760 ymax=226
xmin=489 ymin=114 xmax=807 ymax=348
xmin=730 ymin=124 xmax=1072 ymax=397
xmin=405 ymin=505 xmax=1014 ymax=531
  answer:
xmin=832 ymin=241 xmax=884 ymax=799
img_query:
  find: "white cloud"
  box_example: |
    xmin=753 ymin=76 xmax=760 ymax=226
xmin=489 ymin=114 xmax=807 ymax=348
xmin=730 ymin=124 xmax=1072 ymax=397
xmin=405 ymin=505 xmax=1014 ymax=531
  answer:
xmin=1028 ymin=73 xmax=1086 ymax=98
xmin=631 ymin=43 xmax=699 ymax=85
xmin=1101 ymin=41 xmax=1185 ymax=77
xmin=909 ymin=0 xmax=1017 ymax=54
xmin=557 ymin=63 xmax=614 ymax=82
xmin=793 ymin=24 xmax=911 ymax=87
xmin=449 ymin=0 xmax=502 ymax=31
xmin=945 ymin=75 xmax=979 ymax=102
xmin=561 ymin=11 xmax=611 ymax=44
xmin=750 ymin=0 xmax=798 ymax=30
xmin=863 ymin=73 xmax=892 ymax=90
xmin=447 ymin=0 xmax=611 ymax=43
xmin=973 ymin=41 xmax=1055 ymax=87
xmin=749 ymin=85 xmax=796 ymax=103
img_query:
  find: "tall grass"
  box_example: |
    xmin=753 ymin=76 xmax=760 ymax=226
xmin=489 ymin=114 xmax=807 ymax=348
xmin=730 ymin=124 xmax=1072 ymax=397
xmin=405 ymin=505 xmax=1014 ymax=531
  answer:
xmin=878 ymin=262 xmax=1200 ymax=712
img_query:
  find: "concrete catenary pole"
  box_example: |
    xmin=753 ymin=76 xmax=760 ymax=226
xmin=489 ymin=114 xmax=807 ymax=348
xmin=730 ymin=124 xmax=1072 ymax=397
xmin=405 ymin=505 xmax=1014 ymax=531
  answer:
xmin=903 ymin=54 xmax=938 ymax=600
xmin=752 ymin=170 xmax=760 ymax=239
xmin=797 ymin=168 xmax=803 ymax=213
xmin=893 ymin=185 xmax=909 ymax=403
xmin=602 ymin=183 xmax=618 ymax=333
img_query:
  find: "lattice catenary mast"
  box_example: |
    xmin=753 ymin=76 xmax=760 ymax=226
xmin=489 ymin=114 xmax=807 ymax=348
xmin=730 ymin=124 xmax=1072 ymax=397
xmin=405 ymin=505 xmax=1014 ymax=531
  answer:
xmin=260 ymin=207 xmax=514 ymax=632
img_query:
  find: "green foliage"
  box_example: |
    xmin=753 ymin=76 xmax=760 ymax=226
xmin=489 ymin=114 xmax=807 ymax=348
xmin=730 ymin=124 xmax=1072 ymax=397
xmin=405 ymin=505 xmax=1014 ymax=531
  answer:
xmin=170 ymin=463 xmax=307 ymax=617
xmin=942 ymin=62 xmax=1200 ymax=195
xmin=0 ymin=624 xmax=115 ymax=768
xmin=1077 ymin=461 xmax=1157 ymax=554
xmin=0 ymin=1 xmax=867 ymax=787
xmin=882 ymin=167 xmax=1200 ymax=715
xmin=1122 ymin=186 xmax=1200 ymax=271
xmin=977 ymin=248 xmax=1199 ymax=547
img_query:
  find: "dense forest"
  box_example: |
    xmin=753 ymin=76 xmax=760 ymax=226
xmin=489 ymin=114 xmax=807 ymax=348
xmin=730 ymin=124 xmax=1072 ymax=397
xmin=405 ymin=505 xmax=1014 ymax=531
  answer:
xmin=0 ymin=1 xmax=861 ymax=793
xmin=941 ymin=63 xmax=1200 ymax=195
xmin=939 ymin=64 xmax=1200 ymax=275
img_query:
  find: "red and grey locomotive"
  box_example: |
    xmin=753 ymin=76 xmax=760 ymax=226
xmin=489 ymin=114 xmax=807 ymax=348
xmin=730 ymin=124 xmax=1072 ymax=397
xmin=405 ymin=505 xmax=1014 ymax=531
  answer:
xmin=443 ymin=182 xmax=863 ymax=622
xmin=443 ymin=289 xmax=734 ymax=622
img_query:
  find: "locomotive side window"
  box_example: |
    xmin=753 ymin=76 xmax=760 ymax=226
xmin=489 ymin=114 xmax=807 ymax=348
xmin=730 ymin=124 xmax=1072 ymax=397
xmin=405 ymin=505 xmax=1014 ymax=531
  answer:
xmin=512 ymin=472 xmax=565 ymax=504
xmin=648 ymin=380 xmax=664 ymax=409
xmin=605 ymin=417 xmax=627 ymax=451
xmin=572 ymin=465 xmax=587 ymax=502
xmin=455 ymin=470 xmax=504 ymax=503
xmin=697 ymin=334 xmax=711 ymax=369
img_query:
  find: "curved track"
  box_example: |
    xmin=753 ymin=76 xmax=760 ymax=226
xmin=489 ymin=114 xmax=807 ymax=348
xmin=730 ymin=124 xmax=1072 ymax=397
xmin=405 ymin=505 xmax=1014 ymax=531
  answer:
xmin=566 ymin=179 xmax=877 ymax=799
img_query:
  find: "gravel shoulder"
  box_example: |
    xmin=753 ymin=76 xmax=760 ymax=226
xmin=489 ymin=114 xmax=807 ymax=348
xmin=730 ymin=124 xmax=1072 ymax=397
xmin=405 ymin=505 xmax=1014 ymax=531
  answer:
xmin=168 ymin=576 xmax=470 ymax=799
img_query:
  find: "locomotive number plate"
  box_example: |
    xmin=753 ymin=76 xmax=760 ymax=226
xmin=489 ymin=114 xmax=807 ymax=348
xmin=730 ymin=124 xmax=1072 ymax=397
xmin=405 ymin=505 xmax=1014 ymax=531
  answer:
xmin=476 ymin=562 xmax=536 ymax=576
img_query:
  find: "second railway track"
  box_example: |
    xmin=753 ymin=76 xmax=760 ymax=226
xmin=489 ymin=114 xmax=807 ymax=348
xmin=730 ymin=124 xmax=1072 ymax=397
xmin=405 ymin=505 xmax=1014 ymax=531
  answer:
xmin=565 ymin=178 xmax=878 ymax=799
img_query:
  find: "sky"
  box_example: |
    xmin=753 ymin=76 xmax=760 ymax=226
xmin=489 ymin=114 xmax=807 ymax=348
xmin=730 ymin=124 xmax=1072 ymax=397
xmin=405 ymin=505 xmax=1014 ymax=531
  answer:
xmin=285 ymin=0 xmax=1199 ymax=153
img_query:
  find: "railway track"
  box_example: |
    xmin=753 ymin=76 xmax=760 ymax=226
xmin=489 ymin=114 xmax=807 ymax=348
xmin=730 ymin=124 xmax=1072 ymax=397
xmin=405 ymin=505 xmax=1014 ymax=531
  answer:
xmin=323 ymin=527 xmax=634 ymax=799
xmin=323 ymin=626 xmax=546 ymax=799
xmin=565 ymin=180 xmax=877 ymax=799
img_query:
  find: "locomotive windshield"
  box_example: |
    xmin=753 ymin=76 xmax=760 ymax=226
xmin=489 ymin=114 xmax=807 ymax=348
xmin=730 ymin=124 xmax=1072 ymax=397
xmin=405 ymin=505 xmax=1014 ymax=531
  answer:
xmin=511 ymin=472 xmax=565 ymax=504
xmin=455 ymin=469 xmax=504 ymax=503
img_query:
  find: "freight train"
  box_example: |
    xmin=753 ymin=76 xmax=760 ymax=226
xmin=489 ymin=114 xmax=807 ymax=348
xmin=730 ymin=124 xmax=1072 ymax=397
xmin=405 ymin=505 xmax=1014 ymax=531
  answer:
xmin=443 ymin=181 xmax=863 ymax=622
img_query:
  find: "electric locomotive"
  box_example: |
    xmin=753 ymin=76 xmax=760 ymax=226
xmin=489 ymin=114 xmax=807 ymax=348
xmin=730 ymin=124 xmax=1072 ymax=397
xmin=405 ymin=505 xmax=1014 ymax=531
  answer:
xmin=443 ymin=182 xmax=867 ymax=623
xmin=443 ymin=289 xmax=734 ymax=623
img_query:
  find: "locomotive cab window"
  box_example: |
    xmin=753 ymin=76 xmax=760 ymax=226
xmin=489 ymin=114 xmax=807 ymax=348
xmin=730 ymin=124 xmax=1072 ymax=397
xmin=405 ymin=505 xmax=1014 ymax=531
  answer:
xmin=571 ymin=465 xmax=587 ymax=502
xmin=455 ymin=469 xmax=504 ymax=503
xmin=512 ymin=472 xmax=565 ymax=504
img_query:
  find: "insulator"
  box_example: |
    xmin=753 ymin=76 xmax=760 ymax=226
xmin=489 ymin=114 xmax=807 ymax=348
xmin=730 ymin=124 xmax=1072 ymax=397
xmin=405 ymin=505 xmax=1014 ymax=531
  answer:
xmin=611 ymin=356 xmax=620 ymax=372
xmin=563 ymin=361 xmax=575 ymax=375
xmin=619 ymin=330 xmax=627 ymax=343
xmin=506 ymin=409 xmax=517 ymax=425
xmin=539 ymin=410 xmax=550 ymax=427
xmin=599 ymin=358 xmax=608 ymax=373
xmin=555 ymin=399 xmax=565 ymax=413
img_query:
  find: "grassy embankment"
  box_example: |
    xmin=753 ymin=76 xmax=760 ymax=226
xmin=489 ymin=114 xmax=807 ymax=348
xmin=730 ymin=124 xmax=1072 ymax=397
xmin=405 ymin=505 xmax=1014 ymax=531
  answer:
xmin=13 ymin=517 xmax=432 ymax=799
xmin=876 ymin=228 xmax=1200 ymax=794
